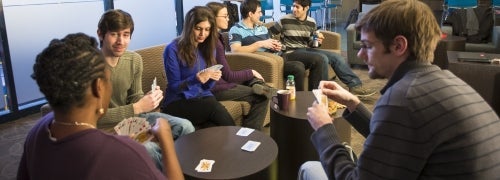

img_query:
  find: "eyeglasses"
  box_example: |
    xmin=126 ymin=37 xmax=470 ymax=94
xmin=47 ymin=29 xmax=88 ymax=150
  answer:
xmin=217 ymin=15 xmax=229 ymax=19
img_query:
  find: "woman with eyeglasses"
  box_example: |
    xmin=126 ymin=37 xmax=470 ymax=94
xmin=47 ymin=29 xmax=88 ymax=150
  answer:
xmin=205 ymin=1 xmax=274 ymax=131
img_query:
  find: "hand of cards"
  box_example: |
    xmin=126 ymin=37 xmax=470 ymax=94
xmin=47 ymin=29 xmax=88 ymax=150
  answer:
xmin=313 ymin=89 xmax=344 ymax=116
xmin=151 ymin=77 xmax=157 ymax=93
xmin=114 ymin=117 xmax=153 ymax=143
xmin=200 ymin=64 xmax=223 ymax=73
xmin=312 ymin=89 xmax=328 ymax=107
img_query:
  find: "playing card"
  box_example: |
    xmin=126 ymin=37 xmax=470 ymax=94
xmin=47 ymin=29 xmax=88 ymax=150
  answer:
xmin=241 ymin=140 xmax=261 ymax=152
xmin=151 ymin=77 xmax=157 ymax=92
xmin=312 ymin=89 xmax=328 ymax=107
xmin=208 ymin=64 xmax=223 ymax=71
xmin=114 ymin=117 xmax=153 ymax=143
xmin=236 ymin=127 xmax=254 ymax=136
xmin=195 ymin=159 xmax=215 ymax=172
xmin=201 ymin=64 xmax=223 ymax=73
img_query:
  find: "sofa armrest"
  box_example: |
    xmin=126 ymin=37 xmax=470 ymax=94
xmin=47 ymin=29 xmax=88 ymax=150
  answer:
xmin=346 ymin=23 xmax=357 ymax=48
xmin=134 ymin=44 xmax=167 ymax=93
xmin=226 ymin=52 xmax=284 ymax=89
xmin=319 ymin=30 xmax=341 ymax=54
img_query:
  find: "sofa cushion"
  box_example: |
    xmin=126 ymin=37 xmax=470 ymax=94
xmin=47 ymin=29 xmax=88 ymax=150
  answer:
xmin=219 ymin=100 xmax=250 ymax=126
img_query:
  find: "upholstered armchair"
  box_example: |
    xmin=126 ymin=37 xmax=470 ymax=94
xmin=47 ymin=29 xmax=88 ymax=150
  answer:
xmin=346 ymin=23 xmax=364 ymax=66
xmin=462 ymin=25 xmax=500 ymax=53
xmin=43 ymin=44 xmax=282 ymax=127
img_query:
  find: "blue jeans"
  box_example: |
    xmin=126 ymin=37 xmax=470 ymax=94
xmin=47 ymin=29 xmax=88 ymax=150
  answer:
xmin=290 ymin=48 xmax=362 ymax=88
xmin=139 ymin=112 xmax=195 ymax=172
xmin=298 ymin=161 xmax=328 ymax=180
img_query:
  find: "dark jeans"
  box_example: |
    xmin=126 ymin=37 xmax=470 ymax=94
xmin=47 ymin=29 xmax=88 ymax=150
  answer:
xmin=283 ymin=61 xmax=305 ymax=91
xmin=283 ymin=52 xmax=324 ymax=91
xmin=290 ymin=48 xmax=362 ymax=88
xmin=213 ymin=84 xmax=268 ymax=130
xmin=162 ymin=96 xmax=235 ymax=129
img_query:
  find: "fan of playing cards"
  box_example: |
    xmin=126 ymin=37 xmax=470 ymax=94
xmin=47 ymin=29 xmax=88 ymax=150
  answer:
xmin=200 ymin=64 xmax=223 ymax=73
xmin=114 ymin=117 xmax=153 ymax=143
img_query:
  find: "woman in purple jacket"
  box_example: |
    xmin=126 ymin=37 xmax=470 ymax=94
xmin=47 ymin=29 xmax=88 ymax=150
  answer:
xmin=207 ymin=2 xmax=274 ymax=130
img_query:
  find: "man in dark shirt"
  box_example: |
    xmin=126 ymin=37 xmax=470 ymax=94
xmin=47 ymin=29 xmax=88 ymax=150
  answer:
xmin=300 ymin=0 xmax=500 ymax=179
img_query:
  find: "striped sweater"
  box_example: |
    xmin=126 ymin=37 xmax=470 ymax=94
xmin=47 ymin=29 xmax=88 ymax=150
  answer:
xmin=311 ymin=60 xmax=500 ymax=179
xmin=268 ymin=14 xmax=316 ymax=51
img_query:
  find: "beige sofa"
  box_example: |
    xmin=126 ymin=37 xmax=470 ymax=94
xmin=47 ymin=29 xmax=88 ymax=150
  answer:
xmin=346 ymin=23 xmax=365 ymax=66
xmin=42 ymin=44 xmax=282 ymax=128
xmin=135 ymin=44 xmax=283 ymax=126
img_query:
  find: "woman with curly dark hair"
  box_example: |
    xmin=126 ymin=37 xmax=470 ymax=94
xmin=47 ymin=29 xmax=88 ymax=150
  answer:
xmin=18 ymin=33 xmax=183 ymax=179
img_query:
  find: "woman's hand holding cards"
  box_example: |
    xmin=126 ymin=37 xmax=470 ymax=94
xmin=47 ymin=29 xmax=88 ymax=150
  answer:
xmin=197 ymin=64 xmax=223 ymax=83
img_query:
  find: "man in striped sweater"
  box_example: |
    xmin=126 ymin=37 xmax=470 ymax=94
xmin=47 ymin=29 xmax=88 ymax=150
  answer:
xmin=268 ymin=0 xmax=375 ymax=97
xmin=300 ymin=0 xmax=500 ymax=179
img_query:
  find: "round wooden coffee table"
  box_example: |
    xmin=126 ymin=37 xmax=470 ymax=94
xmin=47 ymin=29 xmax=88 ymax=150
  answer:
xmin=174 ymin=126 xmax=278 ymax=179
xmin=270 ymin=91 xmax=350 ymax=180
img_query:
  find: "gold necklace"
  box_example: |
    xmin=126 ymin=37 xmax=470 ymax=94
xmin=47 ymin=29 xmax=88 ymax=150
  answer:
xmin=52 ymin=120 xmax=96 ymax=129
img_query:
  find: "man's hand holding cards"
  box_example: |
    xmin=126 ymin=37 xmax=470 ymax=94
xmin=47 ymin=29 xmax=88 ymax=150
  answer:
xmin=313 ymin=89 xmax=328 ymax=107
xmin=151 ymin=77 xmax=157 ymax=93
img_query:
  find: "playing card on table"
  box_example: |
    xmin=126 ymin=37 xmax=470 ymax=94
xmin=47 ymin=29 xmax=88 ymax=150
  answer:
xmin=241 ymin=140 xmax=261 ymax=152
xmin=151 ymin=77 xmax=157 ymax=92
xmin=195 ymin=159 xmax=215 ymax=172
xmin=236 ymin=127 xmax=254 ymax=136
xmin=114 ymin=117 xmax=153 ymax=143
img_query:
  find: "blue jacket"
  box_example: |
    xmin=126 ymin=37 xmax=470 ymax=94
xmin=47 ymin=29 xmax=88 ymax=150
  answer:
xmin=163 ymin=41 xmax=216 ymax=106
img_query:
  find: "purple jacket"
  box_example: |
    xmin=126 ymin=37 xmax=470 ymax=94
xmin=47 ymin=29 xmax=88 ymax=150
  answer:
xmin=212 ymin=33 xmax=254 ymax=93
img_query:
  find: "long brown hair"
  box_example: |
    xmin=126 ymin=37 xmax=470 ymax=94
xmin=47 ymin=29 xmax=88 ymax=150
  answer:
xmin=177 ymin=6 xmax=217 ymax=67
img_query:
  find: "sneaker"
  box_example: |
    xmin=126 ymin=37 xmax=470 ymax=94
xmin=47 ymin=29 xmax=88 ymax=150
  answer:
xmin=330 ymin=75 xmax=337 ymax=81
xmin=252 ymin=84 xmax=277 ymax=99
xmin=349 ymin=85 xmax=376 ymax=97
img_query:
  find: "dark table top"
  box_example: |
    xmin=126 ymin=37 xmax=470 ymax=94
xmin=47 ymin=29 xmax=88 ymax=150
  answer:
xmin=271 ymin=91 xmax=343 ymax=120
xmin=447 ymin=51 xmax=500 ymax=64
xmin=174 ymin=126 xmax=278 ymax=179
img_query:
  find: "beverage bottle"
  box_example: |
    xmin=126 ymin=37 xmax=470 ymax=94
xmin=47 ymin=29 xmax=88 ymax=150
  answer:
xmin=312 ymin=30 xmax=319 ymax=48
xmin=286 ymin=75 xmax=296 ymax=100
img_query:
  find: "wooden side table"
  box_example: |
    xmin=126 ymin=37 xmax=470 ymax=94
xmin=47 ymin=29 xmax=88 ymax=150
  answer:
xmin=433 ymin=36 xmax=466 ymax=69
xmin=270 ymin=91 xmax=351 ymax=180
xmin=447 ymin=51 xmax=500 ymax=115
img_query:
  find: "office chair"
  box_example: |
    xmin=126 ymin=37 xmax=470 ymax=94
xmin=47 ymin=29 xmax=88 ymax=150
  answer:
xmin=323 ymin=0 xmax=342 ymax=32
xmin=310 ymin=0 xmax=325 ymax=29
xmin=280 ymin=0 xmax=293 ymax=14
xmin=260 ymin=0 xmax=274 ymax=22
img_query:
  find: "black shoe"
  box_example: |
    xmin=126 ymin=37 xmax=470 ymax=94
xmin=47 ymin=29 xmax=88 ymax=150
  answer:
xmin=330 ymin=74 xmax=337 ymax=80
